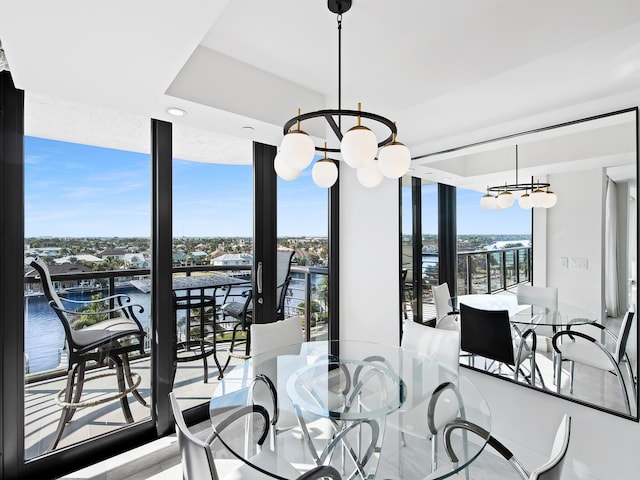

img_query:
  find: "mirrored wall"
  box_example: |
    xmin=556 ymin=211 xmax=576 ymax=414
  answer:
xmin=411 ymin=107 xmax=638 ymax=419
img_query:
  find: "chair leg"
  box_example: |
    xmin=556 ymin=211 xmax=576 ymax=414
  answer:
xmin=122 ymin=354 xmax=146 ymax=406
xmin=111 ymin=353 xmax=134 ymax=423
xmin=66 ymin=361 xmax=86 ymax=422
xmin=556 ymin=354 xmax=563 ymax=394
xmin=48 ymin=363 xmax=81 ymax=451
xmin=569 ymin=361 xmax=575 ymax=394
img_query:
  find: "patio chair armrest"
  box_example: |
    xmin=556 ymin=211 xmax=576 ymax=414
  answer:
xmin=222 ymin=282 xmax=252 ymax=302
xmin=49 ymin=301 xmax=145 ymax=331
xmin=60 ymin=293 xmax=133 ymax=305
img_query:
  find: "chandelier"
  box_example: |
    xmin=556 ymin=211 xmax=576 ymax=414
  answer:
xmin=480 ymin=145 xmax=558 ymax=210
xmin=275 ymin=0 xmax=411 ymax=188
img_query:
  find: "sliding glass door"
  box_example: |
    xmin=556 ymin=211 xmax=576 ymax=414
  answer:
xmin=23 ymin=94 xmax=153 ymax=459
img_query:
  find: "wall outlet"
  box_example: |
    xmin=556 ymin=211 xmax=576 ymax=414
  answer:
xmin=569 ymin=257 xmax=588 ymax=270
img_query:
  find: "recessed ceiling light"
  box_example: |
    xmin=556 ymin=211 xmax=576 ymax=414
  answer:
xmin=166 ymin=107 xmax=186 ymax=117
xmin=442 ymin=177 xmax=451 ymax=181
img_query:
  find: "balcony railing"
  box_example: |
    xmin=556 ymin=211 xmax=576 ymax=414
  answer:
xmin=456 ymin=246 xmax=532 ymax=295
xmin=404 ymin=246 xmax=532 ymax=320
xmin=24 ymin=263 xmax=328 ymax=378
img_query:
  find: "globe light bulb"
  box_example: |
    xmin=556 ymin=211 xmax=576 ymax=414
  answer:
xmin=280 ymin=129 xmax=315 ymax=170
xmin=274 ymin=152 xmax=301 ymax=181
xmin=357 ymin=159 xmax=384 ymax=188
xmin=378 ymin=141 xmax=411 ymax=178
xmin=530 ymin=187 xmax=547 ymax=208
xmin=543 ymin=189 xmax=558 ymax=208
xmin=497 ymin=190 xmax=515 ymax=209
xmin=519 ymin=192 xmax=533 ymax=209
xmin=311 ymin=159 xmax=338 ymax=188
xmin=340 ymin=125 xmax=378 ymax=168
xmin=480 ymin=192 xmax=496 ymax=210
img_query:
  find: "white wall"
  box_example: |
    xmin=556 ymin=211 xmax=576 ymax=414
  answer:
xmin=338 ymin=89 xmax=640 ymax=479
xmin=339 ymin=165 xmax=400 ymax=345
xmin=545 ymin=169 xmax=604 ymax=318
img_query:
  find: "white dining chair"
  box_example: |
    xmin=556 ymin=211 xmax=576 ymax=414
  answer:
xmin=516 ymin=285 xmax=559 ymax=337
xmin=399 ymin=320 xmax=464 ymax=475
xmin=169 ymin=391 xmax=303 ymax=480
xmin=432 ymin=282 xmax=459 ymax=331
xmin=425 ymin=414 xmax=571 ymax=480
xmin=552 ymin=311 xmax=636 ymax=415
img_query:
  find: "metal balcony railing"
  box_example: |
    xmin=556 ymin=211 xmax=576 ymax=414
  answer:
xmin=24 ymin=263 xmax=329 ymax=378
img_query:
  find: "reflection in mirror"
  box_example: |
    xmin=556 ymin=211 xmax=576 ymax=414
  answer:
xmin=413 ymin=108 xmax=638 ymax=419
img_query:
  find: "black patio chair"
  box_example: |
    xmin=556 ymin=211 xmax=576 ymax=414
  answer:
xmin=30 ymin=257 xmax=147 ymax=451
xmin=221 ymin=250 xmax=294 ymax=359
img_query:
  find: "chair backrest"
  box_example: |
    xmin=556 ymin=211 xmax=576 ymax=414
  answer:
xmin=517 ymin=285 xmax=558 ymax=311
xmin=250 ymin=315 xmax=304 ymax=357
xmin=169 ymin=392 xmax=216 ymax=480
xmin=459 ymin=303 xmax=515 ymax=365
xmin=401 ymin=320 xmax=460 ymax=373
xmin=529 ymin=414 xmax=571 ymax=480
xmin=250 ymin=316 xmax=304 ymax=430
xmin=276 ymin=250 xmax=295 ymax=315
xmin=615 ymin=311 xmax=635 ymax=363
xmin=30 ymin=257 xmax=78 ymax=347
xmin=432 ymin=282 xmax=454 ymax=321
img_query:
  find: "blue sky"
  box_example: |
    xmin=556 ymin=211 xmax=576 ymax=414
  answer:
xmin=25 ymin=136 xmax=328 ymax=238
xmin=25 ymin=136 xmax=529 ymax=238
xmin=402 ymin=183 xmax=531 ymax=235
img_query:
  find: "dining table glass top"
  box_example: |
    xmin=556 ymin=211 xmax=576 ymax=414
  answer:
xmin=452 ymin=294 xmax=597 ymax=327
xmin=210 ymin=340 xmax=491 ymax=479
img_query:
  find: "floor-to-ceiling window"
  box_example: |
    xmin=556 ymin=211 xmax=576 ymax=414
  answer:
xmin=22 ymin=94 xmax=152 ymax=459
xmin=456 ymin=187 xmax=531 ymax=294
xmin=277 ymin=167 xmax=330 ymax=341
xmin=170 ymin=124 xmax=253 ymax=412
xmin=400 ymin=176 xmax=439 ymax=324
xmin=1 ymin=79 xmax=339 ymax=479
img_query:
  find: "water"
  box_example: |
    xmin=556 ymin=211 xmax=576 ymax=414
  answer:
xmin=24 ymin=275 xmax=322 ymax=375
xmin=24 ymin=286 xmax=151 ymax=374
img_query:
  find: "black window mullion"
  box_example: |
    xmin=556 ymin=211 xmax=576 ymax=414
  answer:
xmin=151 ymin=119 xmax=174 ymax=436
xmin=438 ymin=183 xmax=457 ymax=297
xmin=252 ymin=142 xmax=277 ymax=324
xmin=1 ymin=69 xmax=26 ymax=480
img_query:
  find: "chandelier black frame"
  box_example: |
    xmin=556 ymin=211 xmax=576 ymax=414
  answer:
xmin=281 ymin=0 xmax=397 ymax=154
xmin=486 ymin=145 xmax=550 ymax=194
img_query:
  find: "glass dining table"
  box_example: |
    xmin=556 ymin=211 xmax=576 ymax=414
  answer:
xmin=209 ymin=340 xmax=491 ymax=479
xmin=452 ymin=294 xmax=598 ymax=388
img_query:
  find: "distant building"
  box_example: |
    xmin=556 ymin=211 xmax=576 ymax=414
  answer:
xmin=190 ymin=251 xmax=208 ymax=265
xmin=172 ymin=252 xmax=193 ymax=267
xmin=212 ymin=253 xmax=252 ymax=266
xmin=99 ymin=248 xmax=127 ymax=260
xmin=54 ymin=254 xmax=104 ymax=264
xmin=124 ymin=253 xmax=149 ymax=269
xmin=25 ymin=247 xmax=62 ymax=257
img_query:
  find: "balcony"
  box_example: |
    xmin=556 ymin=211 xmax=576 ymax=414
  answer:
xmin=403 ymin=246 xmax=532 ymax=322
xmin=23 ymin=263 xmax=328 ymax=458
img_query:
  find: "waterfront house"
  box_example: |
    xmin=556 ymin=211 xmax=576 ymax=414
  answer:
xmin=1 ymin=2 xmax=639 ymax=479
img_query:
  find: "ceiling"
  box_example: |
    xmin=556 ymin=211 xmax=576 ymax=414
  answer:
xmin=1 ymin=0 xmax=640 ymax=189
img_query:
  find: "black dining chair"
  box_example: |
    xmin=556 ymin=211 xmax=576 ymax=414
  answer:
xmin=459 ymin=303 xmax=535 ymax=383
